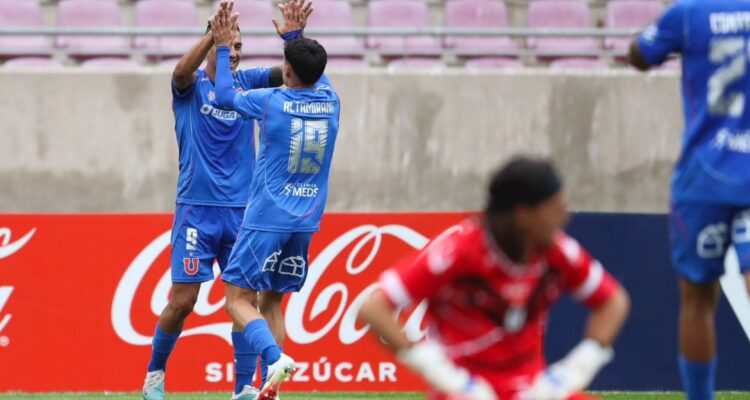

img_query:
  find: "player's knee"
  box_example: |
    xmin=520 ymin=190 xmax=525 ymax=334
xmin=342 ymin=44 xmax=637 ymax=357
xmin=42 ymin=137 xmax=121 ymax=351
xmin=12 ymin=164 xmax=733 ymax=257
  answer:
xmin=679 ymin=279 xmax=720 ymax=311
xmin=169 ymin=291 xmax=198 ymax=317
xmin=258 ymin=292 xmax=283 ymax=314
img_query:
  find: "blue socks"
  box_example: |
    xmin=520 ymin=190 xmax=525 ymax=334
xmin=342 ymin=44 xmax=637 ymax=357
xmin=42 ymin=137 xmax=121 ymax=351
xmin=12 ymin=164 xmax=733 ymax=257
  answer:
xmin=679 ymin=355 xmax=717 ymax=400
xmin=147 ymin=325 xmax=181 ymax=372
xmin=259 ymin=345 xmax=282 ymax=388
xmin=243 ymin=319 xmax=282 ymax=367
xmin=232 ymin=331 xmax=257 ymax=393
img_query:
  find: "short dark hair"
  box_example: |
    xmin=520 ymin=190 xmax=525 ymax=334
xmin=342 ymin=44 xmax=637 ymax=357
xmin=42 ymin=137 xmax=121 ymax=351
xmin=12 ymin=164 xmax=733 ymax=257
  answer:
xmin=284 ymin=38 xmax=327 ymax=85
xmin=486 ymin=156 xmax=563 ymax=214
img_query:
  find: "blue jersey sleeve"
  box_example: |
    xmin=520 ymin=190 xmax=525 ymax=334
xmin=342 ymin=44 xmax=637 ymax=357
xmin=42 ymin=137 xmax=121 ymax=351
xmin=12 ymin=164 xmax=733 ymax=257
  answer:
xmin=637 ymin=1 xmax=686 ymax=66
xmin=236 ymin=67 xmax=272 ymax=90
xmin=171 ymin=78 xmax=195 ymax=102
xmin=233 ymin=89 xmax=273 ymax=119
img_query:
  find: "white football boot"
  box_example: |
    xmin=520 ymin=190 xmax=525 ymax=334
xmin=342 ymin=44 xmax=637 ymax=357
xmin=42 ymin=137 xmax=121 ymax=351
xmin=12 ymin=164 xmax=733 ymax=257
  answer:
xmin=258 ymin=353 xmax=296 ymax=400
xmin=232 ymin=385 xmax=260 ymax=400
xmin=142 ymin=370 xmax=165 ymax=400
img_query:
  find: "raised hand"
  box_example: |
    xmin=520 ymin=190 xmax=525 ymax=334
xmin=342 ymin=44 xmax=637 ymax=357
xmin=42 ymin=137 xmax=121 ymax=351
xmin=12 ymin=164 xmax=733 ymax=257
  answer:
xmin=273 ymin=0 xmax=314 ymax=37
xmin=211 ymin=1 xmax=239 ymax=47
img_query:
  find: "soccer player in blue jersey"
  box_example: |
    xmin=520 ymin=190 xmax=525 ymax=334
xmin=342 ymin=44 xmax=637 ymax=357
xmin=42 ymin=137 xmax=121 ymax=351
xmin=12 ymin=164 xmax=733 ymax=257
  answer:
xmin=142 ymin=2 xmax=312 ymax=399
xmin=629 ymin=3 xmax=750 ymax=399
xmin=209 ymin=4 xmax=339 ymax=398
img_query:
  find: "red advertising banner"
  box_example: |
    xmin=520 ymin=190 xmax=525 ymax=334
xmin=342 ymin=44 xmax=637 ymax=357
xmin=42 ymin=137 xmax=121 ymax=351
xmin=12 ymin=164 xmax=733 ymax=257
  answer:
xmin=0 ymin=213 xmax=468 ymax=392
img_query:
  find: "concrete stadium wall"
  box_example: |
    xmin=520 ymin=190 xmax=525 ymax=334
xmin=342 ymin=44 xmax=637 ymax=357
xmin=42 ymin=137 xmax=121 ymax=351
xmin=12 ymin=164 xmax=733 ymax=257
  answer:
xmin=0 ymin=69 xmax=682 ymax=213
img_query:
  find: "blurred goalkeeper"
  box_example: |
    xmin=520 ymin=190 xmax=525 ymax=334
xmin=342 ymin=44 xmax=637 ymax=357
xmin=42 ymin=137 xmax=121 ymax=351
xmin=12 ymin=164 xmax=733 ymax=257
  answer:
xmin=358 ymin=157 xmax=630 ymax=400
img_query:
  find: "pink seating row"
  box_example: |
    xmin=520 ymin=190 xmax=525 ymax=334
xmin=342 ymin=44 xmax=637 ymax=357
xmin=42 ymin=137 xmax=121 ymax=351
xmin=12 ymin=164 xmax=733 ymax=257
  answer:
xmin=0 ymin=0 xmax=665 ymax=62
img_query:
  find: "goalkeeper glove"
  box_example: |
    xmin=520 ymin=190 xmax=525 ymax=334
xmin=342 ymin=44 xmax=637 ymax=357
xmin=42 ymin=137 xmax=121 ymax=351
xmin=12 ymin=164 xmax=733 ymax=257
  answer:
xmin=398 ymin=342 xmax=497 ymax=400
xmin=519 ymin=339 xmax=613 ymax=400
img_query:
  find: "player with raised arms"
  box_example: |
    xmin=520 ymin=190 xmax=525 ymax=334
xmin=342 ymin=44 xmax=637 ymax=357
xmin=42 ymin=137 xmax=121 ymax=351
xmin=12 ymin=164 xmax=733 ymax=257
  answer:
xmin=629 ymin=2 xmax=750 ymax=399
xmin=210 ymin=2 xmax=339 ymax=398
xmin=358 ymin=157 xmax=630 ymax=400
xmin=141 ymin=2 xmax=312 ymax=399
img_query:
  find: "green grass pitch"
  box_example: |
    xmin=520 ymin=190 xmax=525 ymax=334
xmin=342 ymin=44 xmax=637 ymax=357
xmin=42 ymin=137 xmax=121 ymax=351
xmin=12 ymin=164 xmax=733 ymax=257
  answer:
xmin=1 ymin=393 xmax=750 ymax=399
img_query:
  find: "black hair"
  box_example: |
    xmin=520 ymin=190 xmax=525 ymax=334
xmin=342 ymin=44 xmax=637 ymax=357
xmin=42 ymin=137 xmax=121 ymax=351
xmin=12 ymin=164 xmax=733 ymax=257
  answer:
xmin=486 ymin=156 xmax=563 ymax=214
xmin=284 ymin=38 xmax=327 ymax=85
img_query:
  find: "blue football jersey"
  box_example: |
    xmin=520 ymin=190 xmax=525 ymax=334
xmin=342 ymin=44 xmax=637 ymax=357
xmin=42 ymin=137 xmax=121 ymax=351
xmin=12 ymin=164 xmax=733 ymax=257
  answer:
xmin=172 ymin=67 xmax=271 ymax=207
xmin=639 ymin=0 xmax=750 ymax=205
xmin=229 ymin=75 xmax=340 ymax=232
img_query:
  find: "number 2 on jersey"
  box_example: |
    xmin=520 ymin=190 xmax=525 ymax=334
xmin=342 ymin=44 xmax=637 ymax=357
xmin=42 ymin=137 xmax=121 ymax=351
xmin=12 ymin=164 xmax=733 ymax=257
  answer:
xmin=288 ymin=118 xmax=329 ymax=174
xmin=709 ymin=37 xmax=747 ymax=117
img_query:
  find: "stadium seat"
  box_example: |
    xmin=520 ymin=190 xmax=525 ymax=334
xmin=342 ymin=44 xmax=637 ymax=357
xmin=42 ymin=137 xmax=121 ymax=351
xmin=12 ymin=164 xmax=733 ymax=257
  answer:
xmin=156 ymin=56 xmax=186 ymax=70
xmin=56 ymin=0 xmax=130 ymax=60
xmin=443 ymin=0 xmax=517 ymax=58
xmin=0 ymin=0 xmax=53 ymax=60
xmin=3 ymin=57 xmax=63 ymax=69
xmin=465 ymin=57 xmax=523 ymax=69
xmin=527 ymin=0 xmax=600 ymax=59
xmin=549 ymin=57 xmax=607 ymax=69
xmin=367 ymin=0 xmax=441 ymax=59
xmin=325 ymin=57 xmax=368 ymax=68
xmin=218 ymin=0 xmax=284 ymax=57
xmin=388 ymin=57 xmax=445 ymax=70
xmin=134 ymin=0 xmax=201 ymax=59
xmin=241 ymin=57 xmax=284 ymax=68
xmin=80 ymin=57 xmax=141 ymax=69
xmin=306 ymin=0 xmax=364 ymax=57
xmin=605 ymin=0 xmax=665 ymax=56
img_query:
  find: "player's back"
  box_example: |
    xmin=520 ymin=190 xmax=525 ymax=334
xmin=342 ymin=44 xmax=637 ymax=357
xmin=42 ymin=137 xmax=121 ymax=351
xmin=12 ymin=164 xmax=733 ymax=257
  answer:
xmin=647 ymin=0 xmax=750 ymax=204
xmin=241 ymin=75 xmax=341 ymax=232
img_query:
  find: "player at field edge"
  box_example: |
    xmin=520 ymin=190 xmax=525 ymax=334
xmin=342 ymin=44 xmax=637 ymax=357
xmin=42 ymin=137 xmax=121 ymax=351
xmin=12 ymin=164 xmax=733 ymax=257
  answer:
xmin=358 ymin=157 xmax=631 ymax=400
xmin=211 ymin=2 xmax=339 ymax=399
xmin=142 ymin=2 xmax=312 ymax=399
xmin=629 ymin=2 xmax=750 ymax=399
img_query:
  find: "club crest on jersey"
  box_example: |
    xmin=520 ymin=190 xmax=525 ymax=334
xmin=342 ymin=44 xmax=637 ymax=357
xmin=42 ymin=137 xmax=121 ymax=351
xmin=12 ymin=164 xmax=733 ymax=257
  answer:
xmin=504 ymin=306 xmax=527 ymax=333
xmin=207 ymin=90 xmax=216 ymax=102
xmin=183 ymin=257 xmax=199 ymax=275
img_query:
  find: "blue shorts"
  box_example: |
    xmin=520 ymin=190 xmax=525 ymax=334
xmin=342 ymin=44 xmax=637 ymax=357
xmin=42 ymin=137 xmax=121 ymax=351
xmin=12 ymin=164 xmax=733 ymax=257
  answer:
xmin=222 ymin=229 xmax=313 ymax=293
xmin=170 ymin=204 xmax=245 ymax=283
xmin=669 ymin=201 xmax=750 ymax=283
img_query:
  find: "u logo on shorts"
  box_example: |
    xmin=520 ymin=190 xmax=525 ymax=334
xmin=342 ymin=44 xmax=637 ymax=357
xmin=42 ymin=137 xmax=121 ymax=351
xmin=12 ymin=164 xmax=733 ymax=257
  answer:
xmin=183 ymin=257 xmax=200 ymax=275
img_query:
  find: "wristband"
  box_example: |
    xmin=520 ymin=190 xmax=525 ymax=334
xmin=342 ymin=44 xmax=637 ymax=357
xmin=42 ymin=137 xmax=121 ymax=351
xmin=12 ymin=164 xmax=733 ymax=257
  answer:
xmin=281 ymin=29 xmax=303 ymax=41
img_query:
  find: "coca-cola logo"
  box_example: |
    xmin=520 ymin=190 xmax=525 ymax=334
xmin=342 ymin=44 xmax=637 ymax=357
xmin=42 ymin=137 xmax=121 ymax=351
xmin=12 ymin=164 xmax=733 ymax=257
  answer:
xmin=0 ymin=227 xmax=35 ymax=347
xmin=112 ymin=224 xmax=433 ymax=346
xmin=0 ymin=227 xmax=36 ymax=260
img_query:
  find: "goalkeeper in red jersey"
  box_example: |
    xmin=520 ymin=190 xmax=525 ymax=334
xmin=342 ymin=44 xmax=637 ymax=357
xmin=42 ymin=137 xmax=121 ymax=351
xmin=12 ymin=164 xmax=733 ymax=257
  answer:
xmin=359 ymin=157 xmax=630 ymax=400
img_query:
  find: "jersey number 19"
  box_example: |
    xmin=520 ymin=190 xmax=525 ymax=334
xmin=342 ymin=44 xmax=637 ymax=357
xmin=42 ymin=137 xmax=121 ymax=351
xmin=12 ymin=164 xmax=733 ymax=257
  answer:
xmin=288 ymin=118 xmax=329 ymax=174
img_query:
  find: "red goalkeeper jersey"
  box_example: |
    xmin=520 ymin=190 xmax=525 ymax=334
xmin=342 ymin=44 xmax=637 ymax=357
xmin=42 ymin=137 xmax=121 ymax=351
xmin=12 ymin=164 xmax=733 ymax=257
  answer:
xmin=379 ymin=217 xmax=619 ymax=398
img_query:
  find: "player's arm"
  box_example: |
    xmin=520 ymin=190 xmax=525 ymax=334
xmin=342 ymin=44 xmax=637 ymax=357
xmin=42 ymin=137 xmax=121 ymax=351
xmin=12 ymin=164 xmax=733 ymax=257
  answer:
xmin=522 ymin=238 xmax=630 ymax=400
xmin=234 ymin=0 xmax=311 ymax=89
xmin=173 ymin=1 xmax=232 ymax=91
xmin=212 ymin=6 xmax=269 ymax=120
xmin=270 ymin=0 xmax=314 ymax=87
xmin=173 ymin=33 xmax=213 ymax=91
xmin=628 ymin=2 xmax=685 ymax=71
xmin=584 ymin=284 xmax=629 ymax=347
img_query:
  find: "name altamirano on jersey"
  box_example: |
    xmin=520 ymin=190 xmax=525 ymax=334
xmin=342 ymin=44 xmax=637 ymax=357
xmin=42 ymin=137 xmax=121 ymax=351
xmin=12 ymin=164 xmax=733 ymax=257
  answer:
xmin=283 ymin=101 xmax=336 ymax=114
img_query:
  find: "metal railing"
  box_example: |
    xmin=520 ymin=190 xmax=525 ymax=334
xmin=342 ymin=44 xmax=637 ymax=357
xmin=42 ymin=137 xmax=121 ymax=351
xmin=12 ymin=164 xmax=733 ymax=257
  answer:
xmin=0 ymin=27 xmax=642 ymax=37
xmin=0 ymin=27 xmax=643 ymax=60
